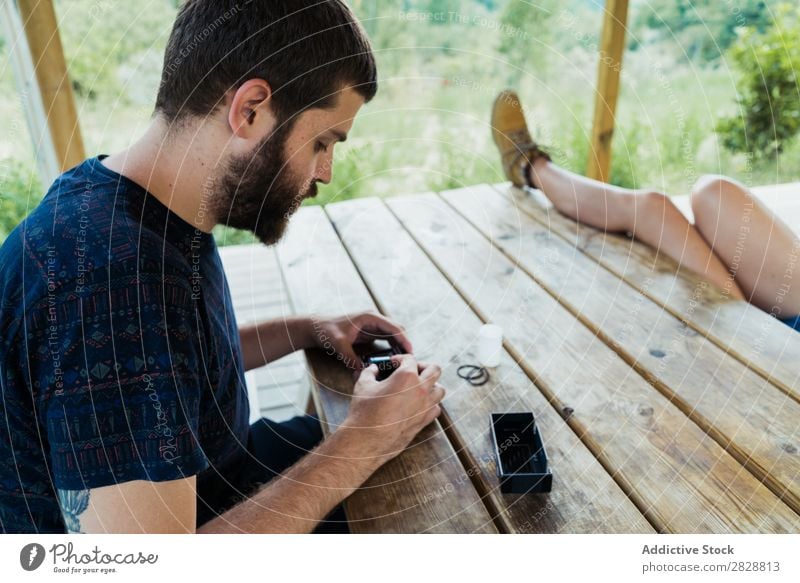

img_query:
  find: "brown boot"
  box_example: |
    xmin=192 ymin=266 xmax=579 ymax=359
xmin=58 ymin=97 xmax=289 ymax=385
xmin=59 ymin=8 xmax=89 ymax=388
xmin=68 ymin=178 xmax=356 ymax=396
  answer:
xmin=491 ymin=89 xmax=551 ymax=188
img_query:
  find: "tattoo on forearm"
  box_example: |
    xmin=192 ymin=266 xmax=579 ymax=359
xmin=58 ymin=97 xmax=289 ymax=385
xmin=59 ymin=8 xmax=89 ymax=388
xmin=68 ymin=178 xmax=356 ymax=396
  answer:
xmin=57 ymin=489 xmax=90 ymax=533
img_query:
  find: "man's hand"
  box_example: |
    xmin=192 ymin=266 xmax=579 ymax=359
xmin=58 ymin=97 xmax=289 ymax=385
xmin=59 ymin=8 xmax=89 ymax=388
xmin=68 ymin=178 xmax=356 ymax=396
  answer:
xmin=199 ymin=354 xmax=443 ymax=533
xmin=65 ymin=354 xmax=444 ymax=534
xmin=343 ymin=354 xmax=445 ymax=464
xmin=311 ymin=311 xmax=414 ymax=370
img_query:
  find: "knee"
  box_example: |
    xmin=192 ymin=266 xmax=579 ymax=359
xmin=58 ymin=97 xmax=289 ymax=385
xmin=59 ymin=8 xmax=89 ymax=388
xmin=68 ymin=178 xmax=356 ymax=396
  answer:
xmin=637 ymin=190 xmax=674 ymax=215
xmin=641 ymin=190 xmax=669 ymax=206
xmin=690 ymin=174 xmax=746 ymax=219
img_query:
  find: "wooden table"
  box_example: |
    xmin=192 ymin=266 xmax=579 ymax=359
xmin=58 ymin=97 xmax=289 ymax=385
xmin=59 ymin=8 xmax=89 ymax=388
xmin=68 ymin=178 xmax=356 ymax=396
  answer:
xmin=275 ymin=183 xmax=800 ymax=534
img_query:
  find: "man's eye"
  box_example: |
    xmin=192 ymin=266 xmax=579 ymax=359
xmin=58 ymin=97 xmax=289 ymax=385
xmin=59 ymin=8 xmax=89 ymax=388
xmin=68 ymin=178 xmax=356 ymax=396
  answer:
xmin=315 ymin=141 xmax=329 ymax=153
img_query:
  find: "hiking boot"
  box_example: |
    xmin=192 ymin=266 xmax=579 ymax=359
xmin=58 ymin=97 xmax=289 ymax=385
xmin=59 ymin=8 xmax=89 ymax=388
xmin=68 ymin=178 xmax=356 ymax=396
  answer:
xmin=491 ymin=89 xmax=551 ymax=188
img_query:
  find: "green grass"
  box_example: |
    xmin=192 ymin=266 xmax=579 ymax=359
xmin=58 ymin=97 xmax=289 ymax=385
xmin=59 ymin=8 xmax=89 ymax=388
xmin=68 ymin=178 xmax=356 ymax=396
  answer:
xmin=2 ymin=3 xmax=799 ymax=247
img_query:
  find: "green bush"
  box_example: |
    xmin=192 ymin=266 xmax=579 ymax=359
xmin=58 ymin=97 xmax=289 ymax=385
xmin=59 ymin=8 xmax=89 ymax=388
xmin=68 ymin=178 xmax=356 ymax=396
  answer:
xmin=716 ymin=3 xmax=800 ymax=159
xmin=633 ymin=0 xmax=771 ymax=63
xmin=55 ymin=0 xmax=175 ymax=102
xmin=0 ymin=158 xmax=40 ymax=243
xmin=311 ymin=141 xmax=385 ymax=206
xmin=212 ymin=225 xmax=256 ymax=247
xmin=497 ymin=0 xmax=557 ymax=82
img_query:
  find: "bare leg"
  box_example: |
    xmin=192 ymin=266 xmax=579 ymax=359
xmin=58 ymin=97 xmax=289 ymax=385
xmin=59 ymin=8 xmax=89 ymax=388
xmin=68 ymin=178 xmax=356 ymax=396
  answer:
xmin=528 ymin=158 xmax=745 ymax=299
xmin=691 ymin=175 xmax=800 ymax=316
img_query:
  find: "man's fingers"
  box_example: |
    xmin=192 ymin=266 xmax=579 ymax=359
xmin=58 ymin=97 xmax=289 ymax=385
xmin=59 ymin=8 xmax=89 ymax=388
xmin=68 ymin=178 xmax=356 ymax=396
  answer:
xmin=357 ymin=312 xmax=414 ymax=354
xmin=419 ymin=362 xmax=442 ymax=385
xmin=338 ymin=344 xmax=364 ymax=371
xmin=429 ymin=382 xmax=446 ymax=405
xmin=358 ymin=364 xmax=378 ymax=383
xmin=391 ymin=329 xmax=413 ymax=355
xmin=390 ymin=352 xmax=418 ymax=373
xmin=422 ymin=404 xmax=442 ymax=427
xmin=416 ymin=361 xmax=435 ymax=374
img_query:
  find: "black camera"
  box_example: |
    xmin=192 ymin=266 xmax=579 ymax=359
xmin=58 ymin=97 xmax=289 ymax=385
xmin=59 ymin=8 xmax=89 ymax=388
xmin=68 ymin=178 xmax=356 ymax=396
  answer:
xmin=356 ymin=339 xmax=405 ymax=381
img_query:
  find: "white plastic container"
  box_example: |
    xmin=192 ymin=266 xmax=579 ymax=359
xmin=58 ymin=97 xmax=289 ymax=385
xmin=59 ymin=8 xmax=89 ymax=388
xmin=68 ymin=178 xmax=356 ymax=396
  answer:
xmin=477 ymin=324 xmax=503 ymax=368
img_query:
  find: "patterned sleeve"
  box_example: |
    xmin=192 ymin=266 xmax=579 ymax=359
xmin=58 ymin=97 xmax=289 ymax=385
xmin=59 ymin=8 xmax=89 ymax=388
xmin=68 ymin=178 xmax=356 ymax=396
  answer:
xmin=27 ymin=270 xmax=210 ymax=490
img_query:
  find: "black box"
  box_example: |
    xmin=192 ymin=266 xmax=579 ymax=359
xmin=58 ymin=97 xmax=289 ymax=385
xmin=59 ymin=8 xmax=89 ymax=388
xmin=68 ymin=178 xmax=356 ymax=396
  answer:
xmin=491 ymin=412 xmax=552 ymax=494
xmin=354 ymin=339 xmax=405 ymax=381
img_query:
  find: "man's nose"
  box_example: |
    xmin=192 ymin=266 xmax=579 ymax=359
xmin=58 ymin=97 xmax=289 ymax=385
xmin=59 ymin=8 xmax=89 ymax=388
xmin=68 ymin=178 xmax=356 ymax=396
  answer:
xmin=315 ymin=155 xmax=333 ymax=184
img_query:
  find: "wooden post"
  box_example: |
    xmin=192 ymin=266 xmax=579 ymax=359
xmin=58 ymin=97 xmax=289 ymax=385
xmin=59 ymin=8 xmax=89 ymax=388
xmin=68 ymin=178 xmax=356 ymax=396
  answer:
xmin=16 ymin=0 xmax=85 ymax=173
xmin=1 ymin=0 xmax=59 ymax=184
xmin=586 ymin=0 xmax=629 ymax=183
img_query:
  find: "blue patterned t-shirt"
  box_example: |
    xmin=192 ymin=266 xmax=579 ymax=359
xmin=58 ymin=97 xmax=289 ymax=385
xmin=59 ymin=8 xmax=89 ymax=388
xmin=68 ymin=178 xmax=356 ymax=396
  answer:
xmin=0 ymin=156 xmax=250 ymax=533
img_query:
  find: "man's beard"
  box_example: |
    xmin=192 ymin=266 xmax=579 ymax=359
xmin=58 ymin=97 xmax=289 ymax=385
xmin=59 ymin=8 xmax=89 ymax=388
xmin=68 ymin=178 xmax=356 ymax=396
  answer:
xmin=211 ymin=123 xmax=317 ymax=246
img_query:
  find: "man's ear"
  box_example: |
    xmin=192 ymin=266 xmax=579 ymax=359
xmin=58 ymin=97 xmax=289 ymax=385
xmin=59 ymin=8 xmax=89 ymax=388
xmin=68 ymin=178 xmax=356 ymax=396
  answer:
xmin=227 ymin=79 xmax=276 ymax=140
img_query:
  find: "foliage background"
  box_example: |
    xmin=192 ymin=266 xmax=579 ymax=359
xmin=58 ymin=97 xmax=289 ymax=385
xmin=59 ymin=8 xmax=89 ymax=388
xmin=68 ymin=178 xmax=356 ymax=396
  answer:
xmin=1 ymin=0 xmax=798 ymax=245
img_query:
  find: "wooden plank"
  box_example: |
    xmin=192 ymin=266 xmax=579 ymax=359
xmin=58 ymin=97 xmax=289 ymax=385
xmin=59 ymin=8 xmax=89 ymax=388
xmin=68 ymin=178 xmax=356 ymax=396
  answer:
xmin=276 ymin=207 xmax=497 ymax=533
xmin=438 ymin=185 xmax=800 ymax=519
xmin=17 ymin=0 xmax=85 ymax=171
xmin=251 ymin=360 xmax=308 ymax=387
xmin=387 ymin=191 xmax=799 ymax=533
xmin=259 ymin=404 xmax=304 ymax=423
xmin=220 ymin=245 xmax=309 ymax=423
xmin=221 ymin=245 xmax=287 ymax=304
xmin=1 ymin=0 xmax=60 ymax=184
xmin=327 ymin=198 xmax=653 ymax=534
xmin=492 ymin=183 xmax=800 ymax=403
xmin=587 ymin=0 xmax=629 ymax=182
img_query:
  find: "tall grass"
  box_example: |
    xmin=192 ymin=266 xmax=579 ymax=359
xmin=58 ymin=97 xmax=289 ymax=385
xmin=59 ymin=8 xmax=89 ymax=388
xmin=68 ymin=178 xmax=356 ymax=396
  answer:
xmin=2 ymin=3 xmax=799 ymax=248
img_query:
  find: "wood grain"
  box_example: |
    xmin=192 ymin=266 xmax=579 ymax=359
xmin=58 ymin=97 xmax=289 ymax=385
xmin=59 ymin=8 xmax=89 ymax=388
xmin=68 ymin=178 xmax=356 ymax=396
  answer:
xmin=492 ymin=183 xmax=800 ymax=403
xmin=326 ymin=198 xmax=654 ymax=533
xmin=276 ymin=206 xmax=497 ymax=533
xmin=587 ymin=0 xmax=629 ymax=182
xmin=17 ymin=0 xmax=85 ymax=171
xmin=439 ymin=185 xmax=800 ymax=517
xmin=387 ymin=190 xmax=798 ymax=532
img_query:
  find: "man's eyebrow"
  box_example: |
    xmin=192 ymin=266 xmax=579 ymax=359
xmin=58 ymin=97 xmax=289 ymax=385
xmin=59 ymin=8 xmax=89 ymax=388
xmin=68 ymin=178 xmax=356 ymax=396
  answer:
xmin=325 ymin=129 xmax=348 ymax=143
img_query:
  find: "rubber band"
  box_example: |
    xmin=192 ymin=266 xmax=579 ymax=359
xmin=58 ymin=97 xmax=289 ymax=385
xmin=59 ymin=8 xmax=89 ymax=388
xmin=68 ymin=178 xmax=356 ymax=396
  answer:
xmin=457 ymin=364 xmax=490 ymax=386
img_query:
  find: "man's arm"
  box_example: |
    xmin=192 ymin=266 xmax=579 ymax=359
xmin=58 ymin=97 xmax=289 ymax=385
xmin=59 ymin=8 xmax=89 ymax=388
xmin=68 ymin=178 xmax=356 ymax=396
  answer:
xmin=197 ymin=423 xmax=384 ymax=533
xmin=57 ymin=477 xmax=198 ymax=534
xmin=57 ymin=426 xmax=378 ymax=534
xmin=239 ymin=311 xmax=413 ymax=371
xmin=59 ymin=355 xmax=444 ymax=534
xmin=238 ymin=315 xmax=315 ymax=370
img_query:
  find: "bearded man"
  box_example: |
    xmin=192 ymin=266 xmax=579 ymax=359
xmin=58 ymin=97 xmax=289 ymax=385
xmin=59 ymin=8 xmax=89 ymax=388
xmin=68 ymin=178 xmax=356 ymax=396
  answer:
xmin=0 ymin=0 xmax=445 ymax=534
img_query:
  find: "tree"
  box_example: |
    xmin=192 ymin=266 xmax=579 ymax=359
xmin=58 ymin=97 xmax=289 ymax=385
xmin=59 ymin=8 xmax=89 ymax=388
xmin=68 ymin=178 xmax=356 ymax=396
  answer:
xmin=0 ymin=158 xmax=40 ymax=243
xmin=634 ymin=0 xmax=770 ymax=62
xmin=497 ymin=0 xmax=557 ymax=79
xmin=54 ymin=0 xmax=176 ymax=101
xmin=716 ymin=4 xmax=800 ymax=159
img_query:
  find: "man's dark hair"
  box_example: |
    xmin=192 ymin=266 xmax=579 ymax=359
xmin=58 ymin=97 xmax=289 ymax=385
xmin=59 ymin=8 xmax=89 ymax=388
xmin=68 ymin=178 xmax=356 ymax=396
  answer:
xmin=155 ymin=0 xmax=377 ymax=125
